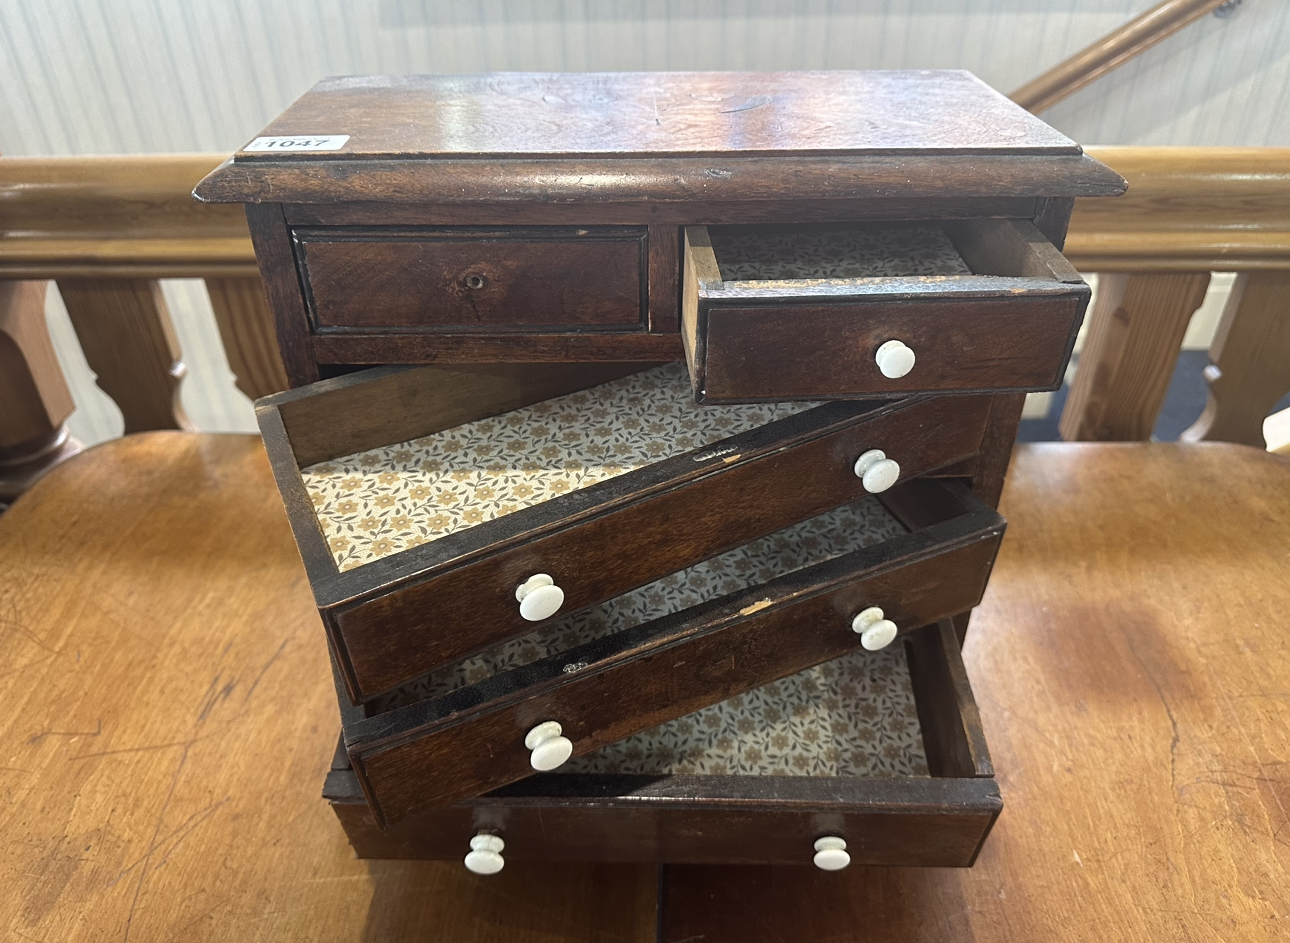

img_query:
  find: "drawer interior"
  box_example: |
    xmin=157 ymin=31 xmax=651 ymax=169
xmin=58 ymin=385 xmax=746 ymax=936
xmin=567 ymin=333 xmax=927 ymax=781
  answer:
xmin=360 ymin=494 xmax=908 ymax=715
xmin=698 ymin=217 xmax=1082 ymax=289
xmin=563 ymin=641 xmax=926 ymax=778
xmin=708 ymin=222 xmax=973 ymax=282
xmin=297 ymin=362 xmax=815 ymax=572
xmin=325 ymin=621 xmax=999 ymax=864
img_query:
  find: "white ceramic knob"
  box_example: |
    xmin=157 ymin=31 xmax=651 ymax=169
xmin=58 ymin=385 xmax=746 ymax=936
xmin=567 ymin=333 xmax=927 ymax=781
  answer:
xmin=524 ymin=720 xmax=573 ymax=771
xmin=813 ymin=836 xmax=851 ymax=871
xmin=875 ymin=339 xmax=916 ymax=379
xmin=464 ymin=833 xmax=505 ymax=875
xmin=853 ymin=609 xmax=899 ymax=652
xmin=852 ymin=449 xmax=900 ymax=493
xmin=515 ymin=573 xmax=564 ymax=622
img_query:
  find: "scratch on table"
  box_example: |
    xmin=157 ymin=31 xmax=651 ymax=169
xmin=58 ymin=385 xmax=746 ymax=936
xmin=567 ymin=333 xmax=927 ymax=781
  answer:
xmin=197 ymin=672 xmax=238 ymax=724
xmin=72 ymin=735 xmax=208 ymax=761
xmin=28 ymin=720 xmax=102 ymax=745
xmin=121 ymin=743 xmax=194 ymax=942
xmin=243 ymin=634 xmax=293 ymax=703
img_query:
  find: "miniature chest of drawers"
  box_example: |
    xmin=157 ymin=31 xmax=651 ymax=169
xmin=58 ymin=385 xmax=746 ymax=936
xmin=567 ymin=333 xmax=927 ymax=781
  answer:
xmin=194 ymin=70 xmax=1124 ymax=402
xmin=199 ymin=69 xmax=1124 ymax=871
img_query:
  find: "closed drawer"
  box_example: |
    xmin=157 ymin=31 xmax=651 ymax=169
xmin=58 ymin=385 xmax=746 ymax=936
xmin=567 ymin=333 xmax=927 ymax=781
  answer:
xmin=295 ymin=226 xmax=648 ymax=331
xmin=257 ymin=362 xmax=993 ymax=705
xmin=327 ymin=620 xmax=1000 ymax=866
xmin=332 ymin=480 xmax=1003 ymax=825
xmin=682 ymin=219 xmax=1091 ymax=403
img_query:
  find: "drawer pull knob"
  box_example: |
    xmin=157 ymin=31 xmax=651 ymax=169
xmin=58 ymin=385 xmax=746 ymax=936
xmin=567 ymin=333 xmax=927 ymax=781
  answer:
xmin=813 ymin=836 xmax=851 ymax=871
xmin=464 ymin=833 xmax=505 ymax=875
xmin=853 ymin=449 xmax=900 ymax=493
xmin=852 ymin=607 xmax=899 ymax=651
xmin=525 ymin=720 xmax=573 ymax=771
xmin=875 ymin=339 xmax=916 ymax=379
xmin=516 ymin=573 xmax=565 ymax=621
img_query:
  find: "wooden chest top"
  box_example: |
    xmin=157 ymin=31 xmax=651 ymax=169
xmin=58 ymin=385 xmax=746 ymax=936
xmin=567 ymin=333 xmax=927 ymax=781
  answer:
xmin=236 ymin=70 xmax=1076 ymax=159
xmin=194 ymin=70 xmax=1124 ymax=205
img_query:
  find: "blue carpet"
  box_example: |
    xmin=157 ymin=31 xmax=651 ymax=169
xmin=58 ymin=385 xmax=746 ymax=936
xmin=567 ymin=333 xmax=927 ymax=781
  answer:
xmin=1017 ymin=350 xmax=1290 ymax=443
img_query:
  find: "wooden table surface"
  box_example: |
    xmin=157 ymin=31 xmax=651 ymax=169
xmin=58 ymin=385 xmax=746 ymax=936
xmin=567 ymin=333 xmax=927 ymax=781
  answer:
xmin=1 ymin=433 xmax=1288 ymax=942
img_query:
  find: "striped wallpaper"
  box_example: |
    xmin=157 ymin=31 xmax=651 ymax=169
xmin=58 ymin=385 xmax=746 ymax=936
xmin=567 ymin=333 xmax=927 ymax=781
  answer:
xmin=3 ymin=2 xmax=1284 ymax=443
xmin=3 ymin=0 xmax=1287 ymax=155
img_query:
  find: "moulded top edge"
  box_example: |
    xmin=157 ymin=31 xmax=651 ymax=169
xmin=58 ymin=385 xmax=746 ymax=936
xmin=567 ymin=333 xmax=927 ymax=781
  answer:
xmin=193 ymin=152 xmax=1127 ymax=205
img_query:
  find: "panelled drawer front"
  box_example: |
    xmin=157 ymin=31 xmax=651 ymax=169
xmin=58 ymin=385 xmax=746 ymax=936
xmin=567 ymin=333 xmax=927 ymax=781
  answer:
xmin=682 ymin=219 xmax=1091 ymax=403
xmin=327 ymin=621 xmax=1001 ymax=864
xmin=296 ymin=227 xmax=648 ymax=331
xmin=343 ymin=483 xmax=1004 ymax=825
xmin=698 ymin=295 xmax=1083 ymax=401
xmin=332 ymin=783 xmax=1000 ymax=867
xmin=329 ymin=394 xmax=993 ymax=702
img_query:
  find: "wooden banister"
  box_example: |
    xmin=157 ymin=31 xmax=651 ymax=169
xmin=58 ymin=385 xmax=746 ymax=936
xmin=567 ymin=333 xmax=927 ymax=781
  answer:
xmin=1 ymin=147 xmax=1288 ymax=497
xmin=1063 ymin=147 xmax=1290 ymax=446
xmin=0 ymin=155 xmax=255 ymax=279
xmin=0 ymin=155 xmax=277 ymax=450
xmin=1070 ymin=147 xmax=1290 ymax=271
xmin=1011 ymin=0 xmax=1231 ymax=114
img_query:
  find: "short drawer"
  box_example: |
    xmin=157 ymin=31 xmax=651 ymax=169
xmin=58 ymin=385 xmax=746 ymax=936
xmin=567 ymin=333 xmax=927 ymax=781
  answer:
xmin=332 ymin=480 xmax=1004 ymax=825
xmin=257 ymin=362 xmax=993 ymax=705
xmin=295 ymin=226 xmax=648 ymax=331
xmin=327 ymin=620 xmax=1000 ymax=866
xmin=682 ymin=218 xmax=1091 ymax=403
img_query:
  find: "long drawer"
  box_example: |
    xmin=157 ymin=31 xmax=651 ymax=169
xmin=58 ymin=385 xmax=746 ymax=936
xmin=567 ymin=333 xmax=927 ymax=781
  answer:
xmin=256 ymin=362 xmax=994 ymax=704
xmin=296 ymin=226 xmax=649 ymax=332
xmin=327 ymin=621 xmax=1000 ymax=866
xmin=332 ymin=480 xmax=1004 ymax=825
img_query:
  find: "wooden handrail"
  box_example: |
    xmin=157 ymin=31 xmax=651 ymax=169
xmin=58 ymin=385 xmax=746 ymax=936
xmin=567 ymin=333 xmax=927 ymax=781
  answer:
xmin=0 ymin=147 xmax=1287 ymax=478
xmin=0 ymin=155 xmax=254 ymax=278
xmin=4 ymin=149 xmax=1289 ymax=276
xmin=1072 ymin=146 xmax=1290 ymax=271
xmin=1011 ymin=0 xmax=1231 ymax=113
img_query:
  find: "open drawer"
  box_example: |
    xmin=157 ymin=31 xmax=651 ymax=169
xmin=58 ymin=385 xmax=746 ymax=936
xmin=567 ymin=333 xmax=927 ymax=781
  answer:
xmin=257 ymin=362 xmax=993 ymax=704
xmin=682 ymin=218 xmax=1090 ymax=403
xmin=330 ymin=479 xmax=1003 ymax=826
xmin=326 ymin=620 xmax=1000 ymax=867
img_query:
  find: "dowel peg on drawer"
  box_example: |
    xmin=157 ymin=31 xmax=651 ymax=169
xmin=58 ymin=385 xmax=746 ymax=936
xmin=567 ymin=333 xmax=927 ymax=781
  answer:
xmin=524 ymin=720 xmax=573 ymax=771
xmin=464 ymin=833 xmax=505 ymax=874
xmin=852 ymin=449 xmax=900 ymax=493
xmin=515 ymin=573 xmax=564 ymax=621
xmin=875 ymin=339 xmax=916 ymax=379
xmin=813 ymin=836 xmax=851 ymax=871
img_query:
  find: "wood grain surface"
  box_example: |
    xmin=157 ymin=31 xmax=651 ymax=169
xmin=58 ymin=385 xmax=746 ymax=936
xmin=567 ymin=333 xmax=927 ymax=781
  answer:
xmin=662 ymin=441 xmax=1290 ymax=942
xmin=0 ymin=433 xmax=656 ymax=943
xmin=299 ymin=227 xmax=648 ymax=331
xmin=1059 ymin=271 xmax=1211 ymax=441
xmin=237 ymin=72 xmax=1080 ymax=160
xmin=4 ymin=435 xmax=1288 ymax=940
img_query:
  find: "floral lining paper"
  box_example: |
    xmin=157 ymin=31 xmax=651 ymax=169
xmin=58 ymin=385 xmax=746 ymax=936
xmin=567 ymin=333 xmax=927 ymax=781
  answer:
xmin=567 ymin=645 xmax=928 ymax=779
xmin=302 ymin=363 xmax=816 ymax=572
xmin=709 ymin=223 xmax=973 ymax=282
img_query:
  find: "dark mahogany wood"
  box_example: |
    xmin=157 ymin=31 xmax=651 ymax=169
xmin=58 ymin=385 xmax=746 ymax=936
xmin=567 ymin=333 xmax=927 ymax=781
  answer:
xmin=308 ymin=331 xmax=683 ymax=365
xmin=281 ymin=196 xmax=1048 ymax=229
xmin=298 ymin=227 xmax=648 ymax=332
xmin=194 ymin=72 xmax=1123 ymax=382
xmin=245 ymin=203 xmax=320 ymax=385
xmin=256 ymin=365 xmax=994 ymax=703
xmin=682 ymin=218 xmax=1091 ymax=403
xmin=342 ymin=480 xmax=1004 ymax=825
xmin=326 ymin=620 xmax=1000 ymax=864
xmin=235 ymin=72 xmax=1079 ymax=160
